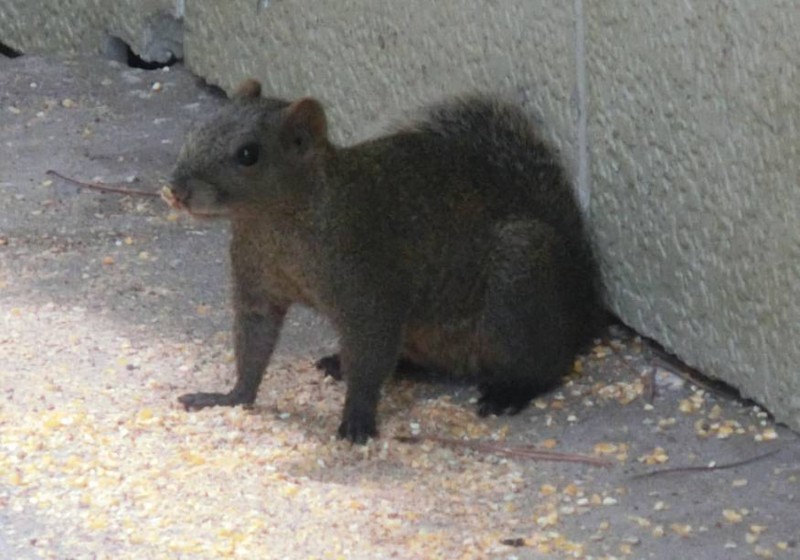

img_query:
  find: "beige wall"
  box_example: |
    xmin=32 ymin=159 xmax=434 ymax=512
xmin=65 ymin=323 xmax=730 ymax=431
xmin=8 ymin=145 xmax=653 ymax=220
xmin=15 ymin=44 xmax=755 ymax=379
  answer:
xmin=2 ymin=0 xmax=798 ymax=429
xmin=587 ymin=1 xmax=800 ymax=428
xmin=0 ymin=0 xmax=178 ymax=61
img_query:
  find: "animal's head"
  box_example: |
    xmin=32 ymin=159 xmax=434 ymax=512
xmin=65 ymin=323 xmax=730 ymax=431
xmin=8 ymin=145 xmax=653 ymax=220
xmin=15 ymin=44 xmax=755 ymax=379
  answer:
xmin=164 ymin=79 xmax=329 ymax=217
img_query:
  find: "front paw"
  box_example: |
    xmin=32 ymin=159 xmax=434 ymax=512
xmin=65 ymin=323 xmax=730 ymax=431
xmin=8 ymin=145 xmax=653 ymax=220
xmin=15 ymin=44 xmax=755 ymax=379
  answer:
xmin=337 ymin=408 xmax=378 ymax=444
xmin=178 ymin=391 xmax=252 ymax=411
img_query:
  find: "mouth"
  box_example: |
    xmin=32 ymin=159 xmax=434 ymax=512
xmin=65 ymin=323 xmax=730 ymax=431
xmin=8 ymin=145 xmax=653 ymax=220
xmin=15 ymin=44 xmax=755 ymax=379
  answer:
xmin=160 ymin=185 xmax=184 ymax=210
xmin=161 ymin=185 xmax=227 ymax=219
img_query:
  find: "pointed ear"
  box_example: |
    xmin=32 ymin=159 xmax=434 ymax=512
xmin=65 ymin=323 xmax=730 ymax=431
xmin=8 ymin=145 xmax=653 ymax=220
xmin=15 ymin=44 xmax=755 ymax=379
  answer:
xmin=232 ymin=78 xmax=262 ymax=99
xmin=280 ymin=97 xmax=328 ymax=155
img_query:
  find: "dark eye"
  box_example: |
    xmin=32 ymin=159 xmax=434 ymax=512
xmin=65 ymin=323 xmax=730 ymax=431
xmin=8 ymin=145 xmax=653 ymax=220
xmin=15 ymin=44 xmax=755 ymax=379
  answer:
xmin=235 ymin=143 xmax=260 ymax=166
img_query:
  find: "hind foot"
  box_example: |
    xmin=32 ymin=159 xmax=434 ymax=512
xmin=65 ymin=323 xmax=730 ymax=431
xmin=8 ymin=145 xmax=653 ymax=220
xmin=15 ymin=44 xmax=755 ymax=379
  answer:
xmin=315 ymin=354 xmax=344 ymax=380
xmin=477 ymin=382 xmax=534 ymax=417
xmin=477 ymin=373 xmax=563 ymax=417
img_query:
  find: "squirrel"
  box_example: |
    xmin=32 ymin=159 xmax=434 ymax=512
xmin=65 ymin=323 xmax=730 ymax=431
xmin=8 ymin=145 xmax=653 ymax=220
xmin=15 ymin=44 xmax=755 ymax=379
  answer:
xmin=165 ymin=78 xmax=604 ymax=444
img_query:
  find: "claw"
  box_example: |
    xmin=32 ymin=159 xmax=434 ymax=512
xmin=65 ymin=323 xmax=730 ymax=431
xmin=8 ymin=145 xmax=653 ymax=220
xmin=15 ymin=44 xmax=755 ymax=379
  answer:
xmin=337 ymin=408 xmax=378 ymax=444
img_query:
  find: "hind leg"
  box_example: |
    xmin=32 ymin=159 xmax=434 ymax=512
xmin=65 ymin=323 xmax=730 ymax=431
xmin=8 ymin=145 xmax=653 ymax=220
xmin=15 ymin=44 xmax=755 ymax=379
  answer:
xmin=477 ymin=221 xmax=576 ymax=416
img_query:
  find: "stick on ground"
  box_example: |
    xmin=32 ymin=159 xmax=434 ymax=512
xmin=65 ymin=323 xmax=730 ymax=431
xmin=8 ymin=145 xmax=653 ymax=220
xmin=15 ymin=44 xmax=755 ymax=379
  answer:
xmin=630 ymin=448 xmax=781 ymax=480
xmin=46 ymin=170 xmax=160 ymax=198
xmin=396 ymin=434 xmax=613 ymax=468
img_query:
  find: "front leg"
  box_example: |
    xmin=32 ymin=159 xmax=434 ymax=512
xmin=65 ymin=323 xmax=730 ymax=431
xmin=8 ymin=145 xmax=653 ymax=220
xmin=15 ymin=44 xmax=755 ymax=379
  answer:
xmin=179 ymin=302 xmax=286 ymax=410
xmin=336 ymin=316 xmax=404 ymax=444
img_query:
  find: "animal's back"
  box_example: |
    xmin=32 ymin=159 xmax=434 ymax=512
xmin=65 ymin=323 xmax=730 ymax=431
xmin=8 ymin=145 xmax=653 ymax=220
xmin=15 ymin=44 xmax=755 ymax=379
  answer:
xmin=391 ymin=95 xmax=603 ymax=347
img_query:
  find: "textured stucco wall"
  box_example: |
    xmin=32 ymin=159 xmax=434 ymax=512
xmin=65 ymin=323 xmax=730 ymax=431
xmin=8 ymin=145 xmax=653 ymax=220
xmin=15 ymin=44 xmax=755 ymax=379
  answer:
xmin=0 ymin=0 xmax=179 ymax=61
xmin=587 ymin=2 xmax=800 ymax=429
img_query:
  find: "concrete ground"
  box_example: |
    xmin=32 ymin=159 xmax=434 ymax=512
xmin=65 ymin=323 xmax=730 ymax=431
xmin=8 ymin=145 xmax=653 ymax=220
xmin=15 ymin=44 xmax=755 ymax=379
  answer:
xmin=1 ymin=54 xmax=798 ymax=559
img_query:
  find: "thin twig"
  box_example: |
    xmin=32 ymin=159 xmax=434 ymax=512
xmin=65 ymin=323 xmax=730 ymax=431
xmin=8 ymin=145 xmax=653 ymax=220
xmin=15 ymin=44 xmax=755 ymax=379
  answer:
xmin=46 ymin=170 xmax=160 ymax=198
xmin=395 ymin=435 xmax=613 ymax=468
xmin=630 ymin=448 xmax=781 ymax=480
xmin=606 ymin=326 xmax=728 ymax=400
xmin=648 ymin=346 xmax=743 ymax=401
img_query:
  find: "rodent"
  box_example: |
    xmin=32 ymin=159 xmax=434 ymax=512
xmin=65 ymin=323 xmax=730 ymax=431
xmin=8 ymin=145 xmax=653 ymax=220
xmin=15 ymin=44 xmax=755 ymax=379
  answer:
xmin=166 ymin=78 xmax=604 ymax=444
